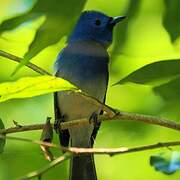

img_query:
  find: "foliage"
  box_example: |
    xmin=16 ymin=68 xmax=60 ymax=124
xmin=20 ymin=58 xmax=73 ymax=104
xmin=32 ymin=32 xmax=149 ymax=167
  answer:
xmin=115 ymin=59 xmax=180 ymax=86
xmin=111 ymin=0 xmax=140 ymax=60
xmin=0 ymin=119 xmax=5 ymax=153
xmin=0 ymin=158 xmax=10 ymax=180
xmin=163 ymin=0 xmax=180 ymax=41
xmin=0 ymin=75 xmax=77 ymax=102
xmin=0 ymin=0 xmax=180 ymax=179
xmin=114 ymin=59 xmax=180 ymax=101
xmin=0 ymin=0 xmax=86 ymax=73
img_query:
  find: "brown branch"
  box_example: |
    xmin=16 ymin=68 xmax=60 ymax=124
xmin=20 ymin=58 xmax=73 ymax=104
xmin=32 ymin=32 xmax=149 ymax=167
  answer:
xmin=0 ymin=123 xmax=44 ymax=134
xmin=17 ymin=141 xmax=180 ymax=180
xmin=0 ymin=133 xmax=178 ymax=179
xmin=0 ymin=50 xmax=51 ymax=75
xmin=66 ymin=141 xmax=180 ymax=155
xmin=0 ymin=51 xmax=179 ymax=131
xmin=0 ymin=90 xmax=179 ymax=134
xmin=0 ymin=134 xmax=60 ymax=148
xmin=0 ymin=110 xmax=180 ymax=135
xmin=69 ymin=91 xmax=116 ymax=117
xmin=0 ymin=134 xmax=180 ymax=156
xmin=16 ymin=152 xmax=72 ymax=180
xmin=117 ymin=111 xmax=180 ymax=131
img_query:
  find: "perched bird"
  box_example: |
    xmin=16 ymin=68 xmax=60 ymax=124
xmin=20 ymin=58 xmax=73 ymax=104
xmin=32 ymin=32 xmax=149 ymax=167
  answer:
xmin=54 ymin=10 xmax=125 ymax=180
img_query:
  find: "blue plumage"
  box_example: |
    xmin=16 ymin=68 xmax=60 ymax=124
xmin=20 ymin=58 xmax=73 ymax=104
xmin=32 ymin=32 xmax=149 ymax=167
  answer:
xmin=54 ymin=10 xmax=125 ymax=180
xmin=68 ymin=11 xmax=125 ymax=47
xmin=55 ymin=41 xmax=108 ymax=98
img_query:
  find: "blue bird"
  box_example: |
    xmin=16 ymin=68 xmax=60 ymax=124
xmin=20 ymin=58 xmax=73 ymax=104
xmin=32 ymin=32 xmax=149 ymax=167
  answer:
xmin=54 ymin=11 xmax=125 ymax=180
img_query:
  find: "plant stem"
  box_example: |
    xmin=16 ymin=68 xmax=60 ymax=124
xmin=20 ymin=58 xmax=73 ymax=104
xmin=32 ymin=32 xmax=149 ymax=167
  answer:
xmin=0 ymin=50 xmax=51 ymax=75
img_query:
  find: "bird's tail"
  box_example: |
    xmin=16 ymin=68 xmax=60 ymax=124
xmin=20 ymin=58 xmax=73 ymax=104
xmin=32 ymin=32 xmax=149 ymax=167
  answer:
xmin=70 ymin=154 xmax=97 ymax=180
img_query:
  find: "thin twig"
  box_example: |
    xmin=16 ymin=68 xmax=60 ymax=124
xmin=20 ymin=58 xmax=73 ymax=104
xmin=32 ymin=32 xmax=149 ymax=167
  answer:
xmin=16 ymin=152 xmax=72 ymax=180
xmin=0 ymin=134 xmax=60 ymax=148
xmin=16 ymin=141 xmax=180 ymax=180
xmin=69 ymin=91 xmax=116 ymax=117
xmin=66 ymin=141 xmax=180 ymax=155
xmin=0 ymin=134 xmax=180 ymax=156
xmin=116 ymin=111 xmax=180 ymax=131
xmin=1 ymin=133 xmax=178 ymax=179
xmin=0 ymin=50 xmax=51 ymax=75
xmin=0 ymin=123 xmax=44 ymax=134
xmin=0 ymin=110 xmax=180 ymax=135
xmin=0 ymin=89 xmax=179 ymax=134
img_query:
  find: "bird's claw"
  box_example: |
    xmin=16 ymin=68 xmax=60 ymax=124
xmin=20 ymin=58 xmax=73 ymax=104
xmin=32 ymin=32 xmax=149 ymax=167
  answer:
xmin=54 ymin=115 xmax=66 ymax=134
xmin=89 ymin=112 xmax=99 ymax=128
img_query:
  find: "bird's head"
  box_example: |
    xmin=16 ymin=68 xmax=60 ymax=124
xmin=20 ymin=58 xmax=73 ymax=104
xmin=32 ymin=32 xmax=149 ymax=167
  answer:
xmin=68 ymin=11 xmax=126 ymax=48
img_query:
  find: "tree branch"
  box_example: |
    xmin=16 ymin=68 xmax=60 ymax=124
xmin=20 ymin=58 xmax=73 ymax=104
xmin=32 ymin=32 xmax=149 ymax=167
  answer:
xmin=1 ymin=91 xmax=179 ymax=134
xmin=16 ymin=140 xmax=180 ymax=180
xmin=1 ymin=134 xmax=180 ymax=156
xmin=0 ymin=133 xmax=177 ymax=179
xmin=0 ymin=50 xmax=179 ymax=132
xmin=0 ymin=50 xmax=51 ymax=75
xmin=70 ymin=91 xmax=116 ymax=117
xmin=0 ymin=109 xmax=179 ymax=135
xmin=16 ymin=152 xmax=72 ymax=180
xmin=66 ymin=141 xmax=180 ymax=155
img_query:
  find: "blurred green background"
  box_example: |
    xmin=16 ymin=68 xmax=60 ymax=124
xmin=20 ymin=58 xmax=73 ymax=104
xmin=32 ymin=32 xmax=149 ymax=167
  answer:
xmin=0 ymin=0 xmax=180 ymax=179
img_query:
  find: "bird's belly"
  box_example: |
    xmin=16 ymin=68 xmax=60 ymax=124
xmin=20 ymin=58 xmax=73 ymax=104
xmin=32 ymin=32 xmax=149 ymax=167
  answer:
xmin=56 ymin=63 xmax=107 ymax=147
xmin=58 ymin=91 xmax=100 ymax=119
xmin=57 ymin=91 xmax=101 ymax=147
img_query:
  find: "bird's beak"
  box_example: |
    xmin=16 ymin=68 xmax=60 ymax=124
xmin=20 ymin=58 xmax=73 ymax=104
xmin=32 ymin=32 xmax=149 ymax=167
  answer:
xmin=110 ymin=16 xmax=126 ymax=25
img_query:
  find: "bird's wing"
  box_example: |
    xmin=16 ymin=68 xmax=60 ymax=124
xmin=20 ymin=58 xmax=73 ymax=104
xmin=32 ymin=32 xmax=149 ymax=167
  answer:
xmin=91 ymin=71 xmax=109 ymax=146
xmin=54 ymin=51 xmax=70 ymax=147
xmin=54 ymin=50 xmax=64 ymax=74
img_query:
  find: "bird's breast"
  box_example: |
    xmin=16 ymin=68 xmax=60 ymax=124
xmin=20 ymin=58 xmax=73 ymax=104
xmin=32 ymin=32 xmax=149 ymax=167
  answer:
xmin=57 ymin=56 xmax=108 ymax=101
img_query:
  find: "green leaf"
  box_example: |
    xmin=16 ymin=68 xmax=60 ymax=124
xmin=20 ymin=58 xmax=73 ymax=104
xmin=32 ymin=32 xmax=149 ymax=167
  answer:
xmin=164 ymin=0 xmax=180 ymax=41
xmin=0 ymin=158 xmax=10 ymax=180
xmin=150 ymin=151 xmax=180 ymax=174
xmin=111 ymin=0 xmax=139 ymax=60
xmin=0 ymin=0 xmax=36 ymax=33
xmin=0 ymin=119 xmax=5 ymax=153
xmin=0 ymin=0 xmax=86 ymax=73
xmin=153 ymin=76 xmax=180 ymax=101
xmin=21 ymin=0 xmax=87 ymax=61
xmin=0 ymin=75 xmax=78 ymax=102
xmin=114 ymin=59 xmax=180 ymax=85
xmin=0 ymin=13 xmax=40 ymax=34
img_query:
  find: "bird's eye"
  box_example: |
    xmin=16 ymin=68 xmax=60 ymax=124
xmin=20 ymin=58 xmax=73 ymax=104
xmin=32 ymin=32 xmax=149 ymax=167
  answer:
xmin=95 ymin=19 xmax=101 ymax=26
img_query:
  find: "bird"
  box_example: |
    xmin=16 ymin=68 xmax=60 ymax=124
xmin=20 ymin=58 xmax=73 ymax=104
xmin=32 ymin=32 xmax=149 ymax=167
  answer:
xmin=54 ymin=10 xmax=126 ymax=180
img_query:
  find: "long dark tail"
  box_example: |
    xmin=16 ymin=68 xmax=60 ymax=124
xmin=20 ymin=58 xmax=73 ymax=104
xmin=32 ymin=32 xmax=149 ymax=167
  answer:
xmin=70 ymin=154 xmax=97 ymax=180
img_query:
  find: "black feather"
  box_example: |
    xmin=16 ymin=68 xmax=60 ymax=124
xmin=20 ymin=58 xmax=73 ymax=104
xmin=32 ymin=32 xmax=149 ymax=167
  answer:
xmin=54 ymin=92 xmax=70 ymax=147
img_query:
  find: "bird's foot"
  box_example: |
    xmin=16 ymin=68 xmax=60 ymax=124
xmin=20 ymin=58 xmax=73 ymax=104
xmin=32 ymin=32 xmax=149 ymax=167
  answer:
xmin=89 ymin=112 xmax=99 ymax=128
xmin=54 ymin=115 xmax=66 ymax=134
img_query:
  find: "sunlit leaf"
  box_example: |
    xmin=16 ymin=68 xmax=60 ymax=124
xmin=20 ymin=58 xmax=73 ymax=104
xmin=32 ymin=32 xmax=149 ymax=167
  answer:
xmin=0 ymin=75 xmax=78 ymax=102
xmin=164 ymin=0 xmax=180 ymax=41
xmin=0 ymin=0 xmax=86 ymax=73
xmin=0 ymin=158 xmax=10 ymax=180
xmin=153 ymin=76 xmax=180 ymax=101
xmin=150 ymin=151 xmax=180 ymax=174
xmin=22 ymin=0 xmax=86 ymax=59
xmin=111 ymin=0 xmax=140 ymax=60
xmin=0 ymin=13 xmax=39 ymax=34
xmin=114 ymin=59 xmax=180 ymax=85
xmin=0 ymin=119 xmax=5 ymax=153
